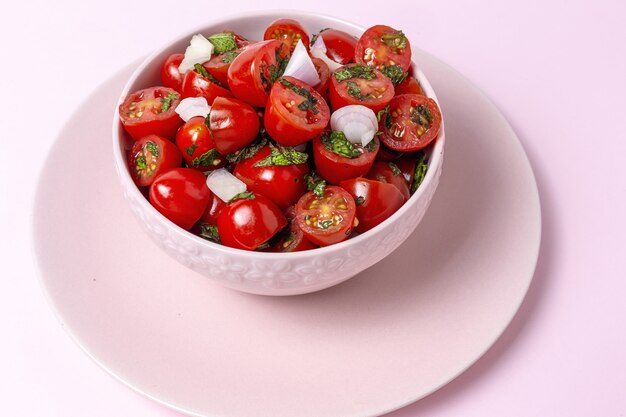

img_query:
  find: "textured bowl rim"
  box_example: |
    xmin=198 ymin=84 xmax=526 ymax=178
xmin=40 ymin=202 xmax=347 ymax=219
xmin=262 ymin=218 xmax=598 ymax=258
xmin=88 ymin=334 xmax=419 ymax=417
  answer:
xmin=111 ymin=9 xmax=446 ymax=260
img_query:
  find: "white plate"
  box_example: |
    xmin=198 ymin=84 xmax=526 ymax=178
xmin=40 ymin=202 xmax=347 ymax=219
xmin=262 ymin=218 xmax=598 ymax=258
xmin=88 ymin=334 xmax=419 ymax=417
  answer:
xmin=33 ymin=49 xmax=540 ymax=417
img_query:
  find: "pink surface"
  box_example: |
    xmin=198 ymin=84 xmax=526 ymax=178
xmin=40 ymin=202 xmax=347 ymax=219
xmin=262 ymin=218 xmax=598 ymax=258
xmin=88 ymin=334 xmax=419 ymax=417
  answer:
xmin=2 ymin=1 xmax=625 ymax=416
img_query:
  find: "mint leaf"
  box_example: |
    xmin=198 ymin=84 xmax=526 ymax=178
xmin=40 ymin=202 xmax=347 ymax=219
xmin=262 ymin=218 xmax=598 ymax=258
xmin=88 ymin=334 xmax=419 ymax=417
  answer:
xmin=160 ymin=92 xmax=179 ymax=113
xmin=388 ymin=162 xmax=401 ymax=176
xmin=253 ymin=144 xmax=308 ymax=167
xmin=199 ymin=224 xmax=220 ymax=243
xmin=346 ymin=81 xmax=362 ymax=99
xmin=321 ymin=131 xmax=361 ymax=159
xmin=193 ymin=63 xmax=223 ymax=86
xmin=184 ymin=143 xmax=198 ymax=157
xmin=226 ymin=135 xmax=268 ymax=163
xmin=334 ymin=64 xmax=376 ymax=82
xmin=145 ymin=141 xmax=159 ymax=157
xmin=279 ymin=78 xmax=319 ymax=114
xmin=221 ymin=50 xmax=239 ymax=63
xmin=411 ymin=105 xmax=433 ymax=129
xmin=191 ymin=148 xmax=221 ymax=168
xmin=381 ymin=31 xmax=407 ymax=49
xmin=207 ymin=32 xmax=237 ymax=54
xmin=411 ymin=151 xmax=429 ymax=194
xmin=229 ymin=191 xmax=255 ymax=203
xmin=305 ymin=172 xmax=326 ymax=199
xmin=380 ymin=64 xmax=407 ymax=86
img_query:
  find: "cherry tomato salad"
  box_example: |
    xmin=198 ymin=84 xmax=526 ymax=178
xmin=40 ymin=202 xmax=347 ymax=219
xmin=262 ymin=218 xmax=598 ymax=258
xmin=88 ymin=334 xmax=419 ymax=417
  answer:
xmin=118 ymin=19 xmax=441 ymax=252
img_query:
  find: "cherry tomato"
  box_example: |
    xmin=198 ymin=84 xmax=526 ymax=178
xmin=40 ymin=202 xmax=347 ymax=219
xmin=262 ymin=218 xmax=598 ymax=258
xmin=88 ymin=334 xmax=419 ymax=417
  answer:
xmin=175 ymin=116 xmax=225 ymax=171
xmin=311 ymin=57 xmax=330 ymax=99
xmin=271 ymin=206 xmax=317 ymax=252
xmin=204 ymin=47 xmax=246 ymax=87
xmin=181 ymin=68 xmax=233 ymax=104
xmin=128 ymin=135 xmax=182 ymax=187
xmin=208 ymin=97 xmax=260 ymax=155
xmin=217 ymin=193 xmax=287 ymax=250
xmin=263 ymin=18 xmax=310 ymax=53
xmin=233 ymin=145 xmax=309 ymax=209
xmin=200 ymin=193 xmax=226 ymax=225
xmin=395 ymin=75 xmax=424 ymax=96
xmin=366 ymin=161 xmax=410 ymax=200
xmin=264 ymin=76 xmax=330 ymax=146
xmin=394 ymin=156 xmax=417 ymax=190
xmin=339 ymin=178 xmax=405 ymax=233
xmin=379 ymin=94 xmax=442 ymax=151
xmin=375 ymin=144 xmax=402 ymax=161
xmin=355 ymin=25 xmax=412 ymax=72
xmin=227 ymin=40 xmax=290 ymax=107
xmin=119 ymin=86 xmax=183 ymax=141
xmin=161 ymin=54 xmax=185 ymax=92
xmin=149 ymin=168 xmax=211 ymax=230
xmin=315 ymin=29 xmax=358 ymax=65
xmin=329 ymin=64 xmax=394 ymax=113
xmin=312 ymin=135 xmax=379 ymax=185
xmin=295 ymin=186 xmax=356 ymax=246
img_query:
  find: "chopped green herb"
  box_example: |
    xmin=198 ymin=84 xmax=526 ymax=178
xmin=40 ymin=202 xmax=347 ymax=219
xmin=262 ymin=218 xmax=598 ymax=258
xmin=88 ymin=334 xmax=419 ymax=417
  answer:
xmin=262 ymin=49 xmax=289 ymax=89
xmin=411 ymin=105 xmax=433 ymax=129
xmin=388 ymin=162 xmax=401 ymax=176
xmin=194 ymin=63 xmax=223 ymax=86
xmin=346 ymin=81 xmax=362 ymax=99
xmin=321 ymin=131 xmax=361 ymax=159
xmin=334 ymin=64 xmax=376 ymax=82
xmin=199 ymin=224 xmax=220 ymax=243
xmin=310 ymin=28 xmax=330 ymax=46
xmin=305 ymin=172 xmax=326 ymax=198
xmin=160 ymin=92 xmax=179 ymax=113
xmin=376 ymin=105 xmax=389 ymax=122
xmin=135 ymin=155 xmax=147 ymax=171
xmin=256 ymin=241 xmax=271 ymax=251
xmin=364 ymin=137 xmax=378 ymax=152
xmin=279 ymin=78 xmax=319 ymax=114
xmin=385 ymin=111 xmax=393 ymax=130
xmin=145 ymin=141 xmax=159 ymax=157
xmin=355 ymin=196 xmax=365 ymax=206
xmin=184 ymin=143 xmax=198 ymax=157
xmin=319 ymin=219 xmax=334 ymax=229
xmin=191 ymin=148 xmax=221 ymax=168
xmin=381 ymin=31 xmax=407 ymax=49
xmin=207 ymin=32 xmax=237 ymax=54
xmin=411 ymin=151 xmax=429 ymax=194
xmin=221 ymin=50 xmax=239 ymax=64
xmin=253 ymin=144 xmax=309 ymax=167
xmin=380 ymin=64 xmax=407 ymax=86
xmin=226 ymin=135 xmax=268 ymax=163
xmin=229 ymin=191 xmax=255 ymax=203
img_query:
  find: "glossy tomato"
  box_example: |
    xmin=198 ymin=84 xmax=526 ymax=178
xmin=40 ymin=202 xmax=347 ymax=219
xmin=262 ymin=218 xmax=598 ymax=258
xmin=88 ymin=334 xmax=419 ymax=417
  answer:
xmin=175 ymin=116 xmax=225 ymax=171
xmin=295 ymin=186 xmax=356 ymax=246
xmin=311 ymin=57 xmax=330 ymax=98
xmin=204 ymin=47 xmax=245 ymax=87
xmin=340 ymin=177 xmax=405 ymax=233
xmin=355 ymin=25 xmax=412 ymax=72
xmin=181 ymin=67 xmax=233 ymax=104
xmin=161 ymin=54 xmax=185 ymax=92
xmin=312 ymin=133 xmax=379 ymax=185
xmin=394 ymin=156 xmax=417 ymax=190
xmin=208 ymin=97 xmax=260 ymax=154
xmin=200 ymin=193 xmax=226 ymax=225
xmin=329 ymin=64 xmax=394 ymax=113
xmin=217 ymin=193 xmax=287 ymax=250
xmin=119 ymin=86 xmax=183 ymax=141
xmin=263 ymin=18 xmax=310 ymax=52
xmin=149 ymin=168 xmax=211 ymax=230
xmin=395 ymin=75 xmax=424 ymax=96
xmin=366 ymin=161 xmax=410 ymax=200
xmin=314 ymin=29 xmax=358 ymax=65
xmin=128 ymin=135 xmax=182 ymax=187
xmin=375 ymin=143 xmax=402 ymax=161
xmin=379 ymin=94 xmax=442 ymax=151
xmin=233 ymin=144 xmax=309 ymax=209
xmin=271 ymin=206 xmax=317 ymax=252
xmin=227 ymin=40 xmax=290 ymax=107
xmin=264 ymin=76 xmax=330 ymax=146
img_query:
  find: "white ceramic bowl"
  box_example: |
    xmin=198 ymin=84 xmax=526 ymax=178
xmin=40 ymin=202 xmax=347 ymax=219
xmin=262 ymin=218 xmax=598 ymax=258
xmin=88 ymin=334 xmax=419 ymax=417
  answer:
xmin=112 ymin=11 xmax=445 ymax=296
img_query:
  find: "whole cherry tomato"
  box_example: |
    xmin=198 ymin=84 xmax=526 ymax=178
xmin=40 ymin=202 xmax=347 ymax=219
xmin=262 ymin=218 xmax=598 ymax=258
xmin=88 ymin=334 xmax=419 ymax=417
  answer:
xmin=355 ymin=25 xmax=412 ymax=72
xmin=329 ymin=64 xmax=394 ymax=113
xmin=200 ymin=193 xmax=226 ymax=225
xmin=312 ymin=133 xmax=379 ymax=185
xmin=208 ymin=97 xmax=260 ymax=155
xmin=128 ymin=134 xmax=182 ymax=187
xmin=263 ymin=18 xmax=310 ymax=52
xmin=314 ymin=29 xmax=358 ymax=64
xmin=366 ymin=161 xmax=410 ymax=200
xmin=271 ymin=206 xmax=317 ymax=252
xmin=161 ymin=54 xmax=185 ymax=92
xmin=175 ymin=116 xmax=225 ymax=171
xmin=181 ymin=67 xmax=234 ymax=104
xmin=204 ymin=47 xmax=246 ymax=87
xmin=119 ymin=86 xmax=183 ymax=141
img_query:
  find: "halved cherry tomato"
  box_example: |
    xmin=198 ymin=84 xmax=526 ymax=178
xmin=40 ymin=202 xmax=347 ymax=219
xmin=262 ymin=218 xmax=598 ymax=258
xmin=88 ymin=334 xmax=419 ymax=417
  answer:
xmin=366 ymin=161 xmax=410 ymax=200
xmin=394 ymin=156 xmax=417 ymax=190
xmin=227 ymin=40 xmax=290 ymax=107
xmin=379 ymin=94 xmax=442 ymax=151
xmin=329 ymin=64 xmax=394 ymax=113
xmin=175 ymin=116 xmax=225 ymax=171
xmin=395 ymin=75 xmax=424 ymax=96
xmin=119 ymin=86 xmax=183 ymax=141
xmin=311 ymin=57 xmax=330 ymax=99
xmin=149 ymin=168 xmax=211 ymax=230
xmin=217 ymin=193 xmax=287 ymax=250
xmin=264 ymin=76 xmax=330 ymax=146
xmin=161 ymin=54 xmax=185 ymax=92
xmin=314 ymin=29 xmax=358 ymax=65
xmin=271 ymin=206 xmax=317 ymax=252
xmin=233 ymin=144 xmax=309 ymax=209
xmin=200 ymin=193 xmax=226 ymax=225
xmin=375 ymin=143 xmax=402 ymax=161
xmin=355 ymin=25 xmax=412 ymax=72
xmin=128 ymin=134 xmax=182 ymax=187
xmin=312 ymin=134 xmax=379 ymax=185
xmin=340 ymin=178 xmax=405 ymax=233
xmin=295 ymin=186 xmax=356 ymax=246
xmin=208 ymin=97 xmax=260 ymax=154
xmin=263 ymin=18 xmax=310 ymax=53
xmin=204 ymin=47 xmax=245 ymax=87
xmin=181 ymin=67 xmax=233 ymax=104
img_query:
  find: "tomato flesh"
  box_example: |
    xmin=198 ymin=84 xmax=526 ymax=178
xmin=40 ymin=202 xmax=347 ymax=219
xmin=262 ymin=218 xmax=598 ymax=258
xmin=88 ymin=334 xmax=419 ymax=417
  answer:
xmin=128 ymin=135 xmax=182 ymax=187
xmin=263 ymin=18 xmax=310 ymax=52
xmin=355 ymin=25 xmax=412 ymax=72
xmin=366 ymin=161 xmax=410 ymax=200
xmin=272 ymin=206 xmax=317 ymax=252
xmin=340 ymin=178 xmax=405 ymax=233
xmin=119 ymin=86 xmax=183 ymax=141
xmin=313 ymin=135 xmax=378 ymax=185
xmin=329 ymin=64 xmax=394 ymax=113
xmin=316 ymin=29 xmax=358 ymax=65
xmin=379 ymin=94 xmax=442 ymax=151
xmin=395 ymin=75 xmax=424 ymax=96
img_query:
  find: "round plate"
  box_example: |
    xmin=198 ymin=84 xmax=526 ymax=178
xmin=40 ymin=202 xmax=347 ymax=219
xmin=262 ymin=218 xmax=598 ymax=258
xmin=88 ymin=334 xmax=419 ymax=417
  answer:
xmin=33 ymin=50 xmax=540 ymax=417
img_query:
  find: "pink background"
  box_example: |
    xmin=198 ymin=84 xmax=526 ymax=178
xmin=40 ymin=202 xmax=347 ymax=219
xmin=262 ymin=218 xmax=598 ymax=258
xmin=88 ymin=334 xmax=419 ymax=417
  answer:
xmin=2 ymin=0 xmax=625 ymax=416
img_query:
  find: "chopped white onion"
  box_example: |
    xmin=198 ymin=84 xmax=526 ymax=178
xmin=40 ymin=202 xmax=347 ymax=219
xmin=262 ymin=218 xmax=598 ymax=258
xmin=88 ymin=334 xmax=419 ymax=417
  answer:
xmin=330 ymin=105 xmax=378 ymax=147
xmin=310 ymin=35 xmax=343 ymax=72
xmin=175 ymin=97 xmax=212 ymax=122
xmin=178 ymin=34 xmax=214 ymax=74
xmin=282 ymin=39 xmax=320 ymax=86
xmin=206 ymin=169 xmax=247 ymax=202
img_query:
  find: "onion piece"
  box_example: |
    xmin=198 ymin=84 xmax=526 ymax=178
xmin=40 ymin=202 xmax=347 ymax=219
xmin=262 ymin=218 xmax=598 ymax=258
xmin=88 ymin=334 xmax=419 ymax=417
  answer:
xmin=206 ymin=168 xmax=247 ymax=202
xmin=310 ymin=35 xmax=343 ymax=72
xmin=283 ymin=39 xmax=320 ymax=86
xmin=178 ymin=34 xmax=214 ymax=74
xmin=330 ymin=105 xmax=378 ymax=147
xmin=175 ymin=97 xmax=212 ymax=122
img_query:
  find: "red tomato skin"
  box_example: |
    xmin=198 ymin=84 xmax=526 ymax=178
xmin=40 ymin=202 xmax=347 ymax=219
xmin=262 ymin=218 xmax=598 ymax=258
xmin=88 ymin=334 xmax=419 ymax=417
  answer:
xmin=339 ymin=178 xmax=405 ymax=233
xmin=233 ymin=145 xmax=309 ymax=209
xmin=200 ymin=193 xmax=226 ymax=225
xmin=149 ymin=168 xmax=211 ymax=230
xmin=209 ymin=97 xmax=260 ymax=154
xmin=181 ymin=70 xmax=233 ymax=104
xmin=395 ymin=76 xmax=424 ymax=96
xmin=175 ymin=117 xmax=226 ymax=171
xmin=227 ymin=40 xmax=289 ymax=107
xmin=328 ymin=67 xmax=394 ymax=113
xmin=318 ymin=29 xmax=358 ymax=65
xmin=119 ymin=87 xmax=183 ymax=141
xmin=312 ymin=135 xmax=379 ymax=185
xmin=204 ymin=45 xmax=248 ymax=87
xmin=271 ymin=206 xmax=317 ymax=252
xmin=366 ymin=162 xmax=411 ymax=200
xmin=395 ymin=156 xmax=417 ymax=190
xmin=264 ymin=76 xmax=330 ymax=147
xmin=128 ymin=135 xmax=182 ymax=187
xmin=217 ymin=194 xmax=287 ymax=250
xmin=311 ymin=57 xmax=330 ymax=99
xmin=263 ymin=18 xmax=310 ymax=52
xmin=355 ymin=25 xmax=413 ymax=71
xmin=161 ymin=54 xmax=185 ymax=92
